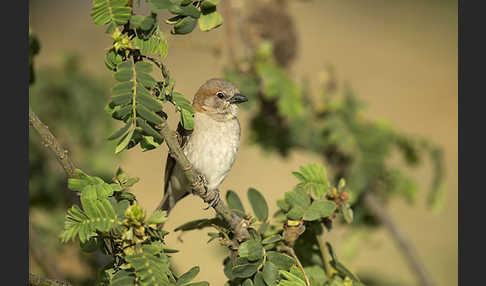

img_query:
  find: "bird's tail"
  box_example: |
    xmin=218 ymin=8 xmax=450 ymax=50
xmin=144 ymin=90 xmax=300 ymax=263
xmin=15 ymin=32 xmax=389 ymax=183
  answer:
xmin=156 ymin=184 xmax=190 ymax=215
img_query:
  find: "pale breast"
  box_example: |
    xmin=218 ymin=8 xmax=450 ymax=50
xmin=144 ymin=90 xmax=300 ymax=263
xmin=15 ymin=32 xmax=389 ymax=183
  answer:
xmin=183 ymin=113 xmax=240 ymax=190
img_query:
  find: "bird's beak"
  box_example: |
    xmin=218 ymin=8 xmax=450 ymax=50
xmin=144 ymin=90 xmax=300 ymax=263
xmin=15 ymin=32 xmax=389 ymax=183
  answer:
xmin=227 ymin=93 xmax=248 ymax=104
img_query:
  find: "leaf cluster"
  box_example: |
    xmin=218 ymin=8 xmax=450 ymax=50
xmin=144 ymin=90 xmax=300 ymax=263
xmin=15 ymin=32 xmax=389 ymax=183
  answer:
xmin=91 ymin=0 xmax=220 ymax=154
xmin=60 ymin=168 xmax=207 ymax=286
xmin=174 ymin=163 xmax=361 ymax=286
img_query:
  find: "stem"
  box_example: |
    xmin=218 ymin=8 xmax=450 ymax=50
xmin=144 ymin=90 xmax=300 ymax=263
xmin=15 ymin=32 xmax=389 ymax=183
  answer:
xmin=281 ymin=245 xmax=311 ymax=286
xmin=157 ymin=121 xmax=250 ymax=241
xmin=315 ymin=232 xmax=333 ymax=278
xmin=29 ymin=273 xmax=72 ymax=286
xmin=29 ymin=106 xmax=78 ymax=179
xmin=363 ymin=192 xmax=437 ymax=286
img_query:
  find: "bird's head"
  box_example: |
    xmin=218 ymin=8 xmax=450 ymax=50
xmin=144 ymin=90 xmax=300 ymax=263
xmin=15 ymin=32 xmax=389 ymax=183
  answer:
xmin=193 ymin=78 xmax=248 ymax=121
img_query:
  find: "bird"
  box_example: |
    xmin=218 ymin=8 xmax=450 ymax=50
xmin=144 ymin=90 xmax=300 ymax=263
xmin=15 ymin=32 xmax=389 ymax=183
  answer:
xmin=156 ymin=78 xmax=248 ymax=214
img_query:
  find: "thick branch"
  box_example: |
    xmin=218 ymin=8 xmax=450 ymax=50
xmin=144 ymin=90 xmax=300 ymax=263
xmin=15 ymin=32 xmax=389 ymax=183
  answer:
xmin=29 ymin=273 xmax=72 ymax=286
xmin=29 ymin=106 xmax=78 ymax=179
xmin=363 ymin=192 xmax=436 ymax=286
xmin=158 ymin=121 xmax=250 ymax=241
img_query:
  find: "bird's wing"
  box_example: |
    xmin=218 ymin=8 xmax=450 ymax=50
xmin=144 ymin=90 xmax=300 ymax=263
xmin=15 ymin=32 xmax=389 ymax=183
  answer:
xmin=159 ymin=122 xmax=192 ymax=211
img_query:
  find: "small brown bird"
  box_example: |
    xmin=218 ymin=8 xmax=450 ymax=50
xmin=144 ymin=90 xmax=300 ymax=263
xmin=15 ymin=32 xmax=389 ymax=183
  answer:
xmin=157 ymin=78 xmax=248 ymax=213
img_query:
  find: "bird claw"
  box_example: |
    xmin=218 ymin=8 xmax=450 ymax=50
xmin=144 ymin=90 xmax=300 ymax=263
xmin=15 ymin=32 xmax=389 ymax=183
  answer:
xmin=197 ymin=174 xmax=209 ymax=186
xmin=203 ymin=189 xmax=221 ymax=210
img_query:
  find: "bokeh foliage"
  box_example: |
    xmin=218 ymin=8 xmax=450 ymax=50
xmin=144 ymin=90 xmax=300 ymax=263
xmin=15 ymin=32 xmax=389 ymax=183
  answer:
xmin=224 ymin=41 xmax=445 ymax=227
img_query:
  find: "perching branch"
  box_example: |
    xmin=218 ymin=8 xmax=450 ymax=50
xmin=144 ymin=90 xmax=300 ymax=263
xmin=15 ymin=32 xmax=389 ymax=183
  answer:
xmin=315 ymin=232 xmax=333 ymax=278
xmin=29 ymin=106 xmax=78 ymax=179
xmin=30 ymin=103 xmax=249 ymax=243
xmin=29 ymin=273 xmax=72 ymax=286
xmin=157 ymin=120 xmax=250 ymax=242
xmin=363 ymin=192 xmax=437 ymax=286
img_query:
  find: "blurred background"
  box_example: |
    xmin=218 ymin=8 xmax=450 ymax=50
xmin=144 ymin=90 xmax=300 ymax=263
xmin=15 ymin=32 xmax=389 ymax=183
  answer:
xmin=29 ymin=0 xmax=457 ymax=285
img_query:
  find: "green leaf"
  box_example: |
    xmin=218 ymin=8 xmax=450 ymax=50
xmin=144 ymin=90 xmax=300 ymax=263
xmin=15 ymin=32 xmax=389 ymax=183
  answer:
xmin=112 ymin=81 xmax=134 ymax=96
xmin=185 ymin=283 xmax=209 ymax=286
xmin=111 ymin=270 xmax=136 ymax=286
xmin=285 ymin=188 xmax=311 ymax=208
xmin=149 ymin=0 xmax=172 ymax=10
xmin=243 ymin=278 xmax=254 ymax=286
xmin=111 ymin=94 xmax=132 ymax=105
xmin=226 ymin=190 xmax=246 ymax=214
xmin=253 ymin=272 xmax=266 ymax=286
xmin=304 ymin=266 xmax=328 ymax=285
xmin=247 ymin=188 xmax=269 ymax=221
xmin=176 ymin=266 xmax=200 ymax=286
xmin=135 ymin=61 xmax=154 ymax=73
xmin=342 ymin=203 xmax=353 ymax=224
xmin=137 ymin=104 xmax=163 ymax=125
xmin=112 ymin=105 xmax=132 ymax=120
xmin=303 ymin=200 xmax=336 ymax=221
xmin=138 ymin=89 xmax=164 ymax=112
xmin=263 ymin=262 xmax=279 ymax=286
xmin=223 ymin=257 xmax=235 ymax=280
xmin=277 ymin=199 xmax=291 ymax=212
xmin=180 ymin=108 xmax=194 ymax=130
xmin=136 ymin=118 xmax=164 ymax=141
xmin=279 ymin=270 xmax=306 ymax=286
xmin=105 ymin=49 xmax=123 ymax=71
xmin=287 ymin=205 xmax=305 ymax=220
xmin=60 ymin=199 xmax=118 ymax=244
xmin=199 ymin=11 xmax=223 ymax=31
xmin=146 ymin=210 xmax=168 ymax=224
xmin=91 ymin=0 xmax=132 ymax=26
xmin=200 ymin=0 xmax=220 ymax=13
xmin=232 ymin=258 xmax=260 ymax=279
xmin=67 ymin=178 xmax=88 ymax=192
xmin=293 ymin=163 xmax=330 ymax=198
xmin=114 ymin=67 xmax=133 ymax=82
xmin=107 ymin=121 xmax=132 ymax=140
xmin=137 ymin=72 xmax=157 ymax=88
xmin=80 ymin=237 xmax=99 ymax=253
xmin=238 ymin=240 xmax=264 ymax=261
xmin=125 ymin=252 xmax=172 ymax=285
xmin=172 ymin=16 xmax=197 ymax=34
xmin=170 ymin=3 xmax=201 ymax=18
xmin=115 ymin=127 xmax=134 ymax=154
xmin=262 ymin=234 xmax=282 ymax=245
xmin=289 ymin=266 xmax=306 ymax=283
xmin=134 ymin=26 xmax=168 ymax=58
xmin=266 ymin=252 xmax=296 ymax=270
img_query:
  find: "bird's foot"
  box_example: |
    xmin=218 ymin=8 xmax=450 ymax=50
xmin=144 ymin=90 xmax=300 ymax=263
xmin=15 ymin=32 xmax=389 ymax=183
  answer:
xmin=203 ymin=188 xmax=221 ymax=210
xmin=191 ymin=173 xmax=219 ymax=209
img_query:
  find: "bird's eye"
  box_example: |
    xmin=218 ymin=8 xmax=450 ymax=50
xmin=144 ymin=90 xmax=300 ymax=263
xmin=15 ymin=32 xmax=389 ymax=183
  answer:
xmin=216 ymin=92 xmax=225 ymax=99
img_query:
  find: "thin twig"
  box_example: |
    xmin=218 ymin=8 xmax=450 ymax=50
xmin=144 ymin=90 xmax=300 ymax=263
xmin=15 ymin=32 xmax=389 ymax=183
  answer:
xmin=315 ymin=232 xmax=333 ymax=278
xmin=29 ymin=273 xmax=72 ymax=286
xmin=363 ymin=192 xmax=437 ymax=286
xmin=157 ymin=121 xmax=250 ymax=242
xmin=281 ymin=245 xmax=311 ymax=286
xmin=29 ymin=106 xmax=78 ymax=179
